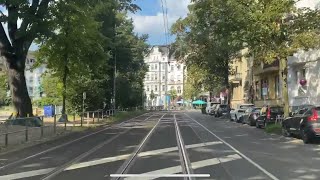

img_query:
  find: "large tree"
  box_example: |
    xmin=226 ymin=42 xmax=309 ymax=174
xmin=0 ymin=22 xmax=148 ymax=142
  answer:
xmin=0 ymin=0 xmax=58 ymax=117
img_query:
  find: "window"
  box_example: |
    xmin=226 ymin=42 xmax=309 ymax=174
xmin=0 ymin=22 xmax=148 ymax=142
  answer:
xmin=146 ymin=74 xmax=150 ymax=80
xmin=37 ymin=77 xmax=41 ymax=82
xmin=275 ymin=75 xmax=280 ymax=98
xmin=171 ymin=65 xmax=174 ymax=71
xmin=302 ymin=68 xmax=306 ymax=79
xmin=177 ymin=75 xmax=181 ymax=82
xmin=260 ymin=79 xmax=268 ymax=99
xmin=28 ymin=87 xmax=33 ymax=95
xmin=177 ymin=86 xmax=182 ymax=93
xmin=155 ymin=64 xmax=158 ymax=70
xmin=161 ymin=64 xmax=164 ymax=70
xmin=255 ymin=81 xmax=260 ymax=100
xmin=29 ymin=77 xmax=34 ymax=83
xmin=177 ymin=65 xmax=181 ymax=71
xmin=170 ymin=75 xmax=174 ymax=81
xmin=155 ymin=73 xmax=158 ymax=80
xmin=162 ymin=85 xmax=165 ymax=91
xmin=162 ymin=75 xmax=165 ymax=80
xmin=151 ymin=74 xmax=154 ymax=80
xmin=155 ymin=85 xmax=158 ymax=91
xmin=147 ymin=86 xmax=149 ymax=91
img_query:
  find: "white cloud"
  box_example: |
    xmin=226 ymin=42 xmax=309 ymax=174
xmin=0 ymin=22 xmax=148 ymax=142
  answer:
xmin=296 ymin=0 xmax=319 ymax=9
xmin=129 ymin=0 xmax=190 ymax=44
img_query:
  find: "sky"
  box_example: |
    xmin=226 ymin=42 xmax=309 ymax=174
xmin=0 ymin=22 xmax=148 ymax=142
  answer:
xmin=129 ymin=0 xmax=190 ymax=46
xmin=1 ymin=0 xmax=319 ymax=48
xmin=130 ymin=0 xmax=319 ymax=46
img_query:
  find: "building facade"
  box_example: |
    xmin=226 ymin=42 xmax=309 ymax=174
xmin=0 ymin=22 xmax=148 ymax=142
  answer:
xmin=287 ymin=49 xmax=320 ymax=111
xmin=25 ymin=52 xmax=47 ymax=100
xmin=229 ymin=49 xmax=252 ymax=108
xmin=143 ymin=46 xmax=185 ymax=107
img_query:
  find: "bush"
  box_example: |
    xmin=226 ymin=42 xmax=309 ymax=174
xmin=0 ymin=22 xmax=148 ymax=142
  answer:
xmin=265 ymin=124 xmax=282 ymax=135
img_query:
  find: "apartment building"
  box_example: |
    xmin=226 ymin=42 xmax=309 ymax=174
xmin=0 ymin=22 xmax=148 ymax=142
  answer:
xmin=143 ymin=45 xmax=185 ymax=107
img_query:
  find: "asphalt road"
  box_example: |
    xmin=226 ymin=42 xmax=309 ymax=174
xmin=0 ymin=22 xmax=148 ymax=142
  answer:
xmin=1 ymin=111 xmax=320 ymax=179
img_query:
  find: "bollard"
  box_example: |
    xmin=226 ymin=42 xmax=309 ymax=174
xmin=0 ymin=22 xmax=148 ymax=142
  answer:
xmin=64 ymin=114 xmax=67 ymax=130
xmin=81 ymin=112 xmax=83 ymax=127
xmin=73 ymin=114 xmax=76 ymax=127
xmin=5 ymin=121 xmax=8 ymax=146
xmin=87 ymin=112 xmax=90 ymax=126
xmin=41 ymin=116 xmax=44 ymax=138
xmin=93 ymin=112 xmax=95 ymax=124
xmin=25 ymin=118 xmax=28 ymax=142
xmin=5 ymin=133 xmax=8 ymax=146
xmin=53 ymin=115 xmax=57 ymax=134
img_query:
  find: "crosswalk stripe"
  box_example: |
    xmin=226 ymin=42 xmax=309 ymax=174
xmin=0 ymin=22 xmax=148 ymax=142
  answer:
xmin=0 ymin=141 xmax=223 ymax=179
xmin=121 ymin=154 xmax=242 ymax=180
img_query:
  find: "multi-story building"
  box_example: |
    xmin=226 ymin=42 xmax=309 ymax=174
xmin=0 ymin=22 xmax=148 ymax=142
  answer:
xmin=143 ymin=45 xmax=185 ymax=107
xmin=229 ymin=48 xmax=253 ymax=108
xmin=287 ymin=49 xmax=320 ymax=111
xmin=25 ymin=51 xmax=47 ymax=100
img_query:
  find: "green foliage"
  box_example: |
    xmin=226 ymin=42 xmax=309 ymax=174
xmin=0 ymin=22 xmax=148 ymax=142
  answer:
xmin=0 ymin=73 xmax=7 ymax=105
xmin=169 ymin=89 xmax=177 ymax=101
xmin=33 ymin=0 xmax=148 ymax=112
xmin=265 ymin=124 xmax=282 ymax=135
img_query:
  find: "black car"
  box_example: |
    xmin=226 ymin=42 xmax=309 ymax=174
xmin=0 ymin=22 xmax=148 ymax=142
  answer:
xmin=215 ymin=104 xmax=230 ymax=117
xmin=282 ymin=105 xmax=320 ymax=144
xmin=256 ymin=106 xmax=284 ymax=128
xmin=242 ymin=107 xmax=261 ymax=126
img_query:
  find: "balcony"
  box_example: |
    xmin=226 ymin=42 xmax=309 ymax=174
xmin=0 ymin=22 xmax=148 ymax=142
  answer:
xmin=229 ymin=73 xmax=242 ymax=84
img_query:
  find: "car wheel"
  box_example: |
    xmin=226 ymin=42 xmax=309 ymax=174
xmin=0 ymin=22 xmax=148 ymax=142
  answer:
xmin=249 ymin=119 xmax=255 ymax=126
xmin=282 ymin=126 xmax=291 ymax=137
xmin=255 ymin=120 xmax=261 ymax=128
xmin=301 ymin=128 xmax=312 ymax=144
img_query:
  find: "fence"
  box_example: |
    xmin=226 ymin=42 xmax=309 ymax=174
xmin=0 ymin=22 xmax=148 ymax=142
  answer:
xmin=0 ymin=107 xmax=139 ymax=148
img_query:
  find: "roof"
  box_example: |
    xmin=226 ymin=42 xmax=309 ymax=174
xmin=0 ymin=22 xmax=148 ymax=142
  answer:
xmin=145 ymin=45 xmax=176 ymax=59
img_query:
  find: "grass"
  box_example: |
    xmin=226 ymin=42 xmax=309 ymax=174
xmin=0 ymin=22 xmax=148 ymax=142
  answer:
xmin=110 ymin=110 xmax=148 ymax=123
xmin=265 ymin=123 xmax=282 ymax=135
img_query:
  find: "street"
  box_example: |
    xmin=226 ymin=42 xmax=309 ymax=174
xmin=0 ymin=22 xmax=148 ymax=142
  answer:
xmin=0 ymin=111 xmax=320 ymax=180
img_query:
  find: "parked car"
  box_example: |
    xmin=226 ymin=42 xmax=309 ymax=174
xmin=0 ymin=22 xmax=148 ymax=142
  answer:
xmin=206 ymin=102 xmax=220 ymax=115
xmin=256 ymin=106 xmax=284 ymax=128
xmin=282 ymin=105 xmax=320 ymax=144
xmin=242 ymin=107 xmax=261 ymax=126
xmin=215 ymin=104 xmax=230 ymax=117
xmin=230 ymin=104 xmax=255 ymax=122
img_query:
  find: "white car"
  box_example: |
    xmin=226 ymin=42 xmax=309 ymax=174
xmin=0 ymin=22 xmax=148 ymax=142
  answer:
xmin=230 ymin=103 xmax=255 ymax=122
xmin=206 ymin=102 xmax=220 ymax=115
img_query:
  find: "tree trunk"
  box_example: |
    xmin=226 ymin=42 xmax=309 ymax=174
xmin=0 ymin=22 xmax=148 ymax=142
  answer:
xmin=280 ymin=58 xmax=289 ymax=117
xmin=61 ymin=59 xmax=68 ymax=115
xmin=6 ymin=58 xmax=33 ymax=117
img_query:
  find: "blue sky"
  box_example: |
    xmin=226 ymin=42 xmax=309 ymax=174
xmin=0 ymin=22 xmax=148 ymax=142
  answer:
xmin=129 ymin=0 xmax=190 ymax=45
xmin=1 ymin=0 xmax=319 ymax=49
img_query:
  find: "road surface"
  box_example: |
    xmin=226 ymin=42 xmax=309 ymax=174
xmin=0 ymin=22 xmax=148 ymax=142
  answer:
xmin=0 ymin=111 xmax=320 ymax=179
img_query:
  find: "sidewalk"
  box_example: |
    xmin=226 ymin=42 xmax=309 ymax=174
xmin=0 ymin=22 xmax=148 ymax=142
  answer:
xmin=0 ymin=117 xmax=111 ymax=150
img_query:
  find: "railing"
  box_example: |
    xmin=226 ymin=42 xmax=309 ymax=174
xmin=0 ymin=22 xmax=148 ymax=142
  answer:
xmin=0 ymin=107 xmax=141 ymax=147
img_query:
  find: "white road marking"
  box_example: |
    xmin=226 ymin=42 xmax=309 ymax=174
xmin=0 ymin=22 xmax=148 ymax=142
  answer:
xmin=121 ymin=154 xmax=242 ymax=180
xmin=110 ymin=174 xmax=210 ymax=178
xmin=0 ymin=113 xmax=151 ymax=171
xmin=185 ymin=113 xmax=280 ymax=180
xmin=0 ymin=141 xmax=222 ymax=179
xmin=0 ymin=168 xmax=55 ymax=180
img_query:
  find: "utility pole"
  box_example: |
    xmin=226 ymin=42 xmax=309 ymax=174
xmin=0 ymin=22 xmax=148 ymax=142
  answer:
xmin=113 ymin=53 xmax=117 ymax=112
xmin=165 ymin=50 xmax=169 ymax=111
xmin=159 ymin=61 xmax=161 ymax=107
xmin=182 ymin=64 xmax=185 ymax=108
